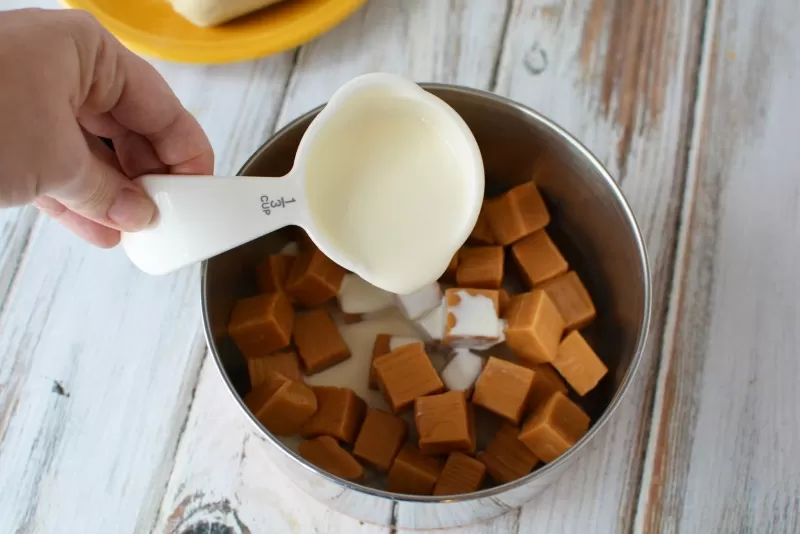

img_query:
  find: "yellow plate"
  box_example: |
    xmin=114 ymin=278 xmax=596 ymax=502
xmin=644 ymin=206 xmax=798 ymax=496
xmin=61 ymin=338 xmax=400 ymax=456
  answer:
xmin=62 ymin=0 xmax=366 ymax=64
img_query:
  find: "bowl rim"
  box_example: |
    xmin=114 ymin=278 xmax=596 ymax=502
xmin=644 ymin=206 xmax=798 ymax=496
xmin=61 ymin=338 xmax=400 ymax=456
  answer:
xmin=201 ymin=83 xmax=652 ymax=504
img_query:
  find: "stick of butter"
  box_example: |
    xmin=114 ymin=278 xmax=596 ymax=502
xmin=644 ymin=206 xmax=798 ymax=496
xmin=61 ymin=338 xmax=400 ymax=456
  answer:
xmin=169 ymin=0 xmax=286 ymax=27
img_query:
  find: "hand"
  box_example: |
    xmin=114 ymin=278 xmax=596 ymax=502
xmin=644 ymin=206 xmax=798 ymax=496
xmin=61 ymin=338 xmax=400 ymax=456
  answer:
xmin=0 ymin=8 xmax=214 ymax=247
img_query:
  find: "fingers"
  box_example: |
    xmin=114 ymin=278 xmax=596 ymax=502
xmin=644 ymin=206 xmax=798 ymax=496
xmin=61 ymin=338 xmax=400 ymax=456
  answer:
xmin=34 ymin=196 xmax=121 ymax=248
xmin=69 ymin=17 xmax=214 ymax=175
xmin=49 ymin=133 xmax=156 ymax=232
xmin=109 ymin=130 xmax=168 ymax=178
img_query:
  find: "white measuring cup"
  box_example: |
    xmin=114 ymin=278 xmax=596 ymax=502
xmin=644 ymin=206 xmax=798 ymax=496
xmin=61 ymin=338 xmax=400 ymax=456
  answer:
xmin=121 ymin=73 xmax=484 ymax=294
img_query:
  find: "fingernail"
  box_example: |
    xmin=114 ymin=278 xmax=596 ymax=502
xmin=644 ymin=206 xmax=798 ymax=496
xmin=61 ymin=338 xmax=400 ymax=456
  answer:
xmin=107 ymin=188 xmax=155 ymax=231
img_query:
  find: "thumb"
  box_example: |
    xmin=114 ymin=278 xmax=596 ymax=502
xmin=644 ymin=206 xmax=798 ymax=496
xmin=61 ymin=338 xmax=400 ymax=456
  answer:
xmin=51 ymin=136 xmax=156 ymax=232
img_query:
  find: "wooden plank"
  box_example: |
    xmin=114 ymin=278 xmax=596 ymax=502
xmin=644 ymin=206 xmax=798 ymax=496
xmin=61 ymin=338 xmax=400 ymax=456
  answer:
xmin=0 ymin=32 xmax=296 ymax=533
xmin=275 ymin=0 xmax=511 ymax=127
xmin=493 ymin=0 xmax=707 ymax=532
xmin=636 ymin=0 xmax=800 ymax=532
xmin=156 ymin=1 xmax=511 ymax=531
xmin=0 ymin=207 xmax=38 ymax=307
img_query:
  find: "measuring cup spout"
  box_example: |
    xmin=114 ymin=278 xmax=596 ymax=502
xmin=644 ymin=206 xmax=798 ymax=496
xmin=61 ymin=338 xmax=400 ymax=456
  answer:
xmin=121 ymin=173 xmax=305 ymax=275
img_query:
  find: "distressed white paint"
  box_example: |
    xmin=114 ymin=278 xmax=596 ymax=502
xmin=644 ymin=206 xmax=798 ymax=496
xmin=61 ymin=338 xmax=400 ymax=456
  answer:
xmin=496 ymin=1 xmax=708 ymax=532
xmin=0 ymin=207 xmax=38 ymax=306
xmin=635 ymin=0 xmax=800 ymax=532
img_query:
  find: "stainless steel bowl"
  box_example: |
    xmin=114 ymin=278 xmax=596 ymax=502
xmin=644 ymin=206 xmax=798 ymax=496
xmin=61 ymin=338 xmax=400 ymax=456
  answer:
xmin=201 ymin=85 xmax=651 ymax=529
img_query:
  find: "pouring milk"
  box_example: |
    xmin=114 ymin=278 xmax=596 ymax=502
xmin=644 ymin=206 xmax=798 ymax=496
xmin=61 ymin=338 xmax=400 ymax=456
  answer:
xmin=121 ymin=73 xmax=484 ymax=294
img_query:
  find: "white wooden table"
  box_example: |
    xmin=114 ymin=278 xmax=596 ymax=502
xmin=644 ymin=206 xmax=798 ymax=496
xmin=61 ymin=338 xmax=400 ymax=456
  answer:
xmin=2 ymin=0 xmax=799 ymax=532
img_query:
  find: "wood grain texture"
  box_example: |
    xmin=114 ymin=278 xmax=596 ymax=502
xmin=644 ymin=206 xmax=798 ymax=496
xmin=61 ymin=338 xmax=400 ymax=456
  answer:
xmin=636 ymin=0 xmax=800 ymax=532
xmin=0 ymin=207 xmax=38 ymax=307
xmin=494 ymin=1 xmax=706 ymax=531
xmin=0 ymin=6 xmax=297 ymax=527
xmin=156 ymin=1 xmax=512 ymax=532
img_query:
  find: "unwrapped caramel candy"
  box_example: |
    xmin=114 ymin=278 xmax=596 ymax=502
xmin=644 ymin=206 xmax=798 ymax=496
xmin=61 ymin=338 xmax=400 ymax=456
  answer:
xmin=519 ymin=391 xmax=590 ymax=463
xmin=298 ymin=436 xmax=364 ymax=482
xmin=387 ymin=445 xmax=444 ymax=495
xmin=293 ymin=308 xmax=350 ymax=374
xmin=472 ymin=357 xmax=535 ymax=424
xmin=369 ymin=334 xmax=392 ymax=390
xmin=456 ymin=246 xmax=504 ymax=289
xmin=415 ymin=391 xmax=472 ymax=455
xmin=484 ymin=182 xmax=550 ymax=245
xmin=353 ymin=408 xmax=408 ymax=472
xmin=228 ymin=292 xmax=294 ymax=359
xmin=505 ymin=290 xmax=565 ymax=364
xmin=247 ymin=351 xmax=302 ymax=387
xmin=301 ymin=387 xmax=367 ymax=444
xmin=468 ymin=206 xmax=495 ymax=245
xmin=245 ymin=379 xmax=317 ymax=436
xmin=444 ymin=288 xmax=502 ymax=345
xmin=369 ymin=335 xmax=424 ymax=390
xmin=433 ymin=452 xmax=487 ymax=496
xmin=498 ymin=288 xmax=511 ymax=318
xmin=523 ymin=362 xmax=568 ymax=412
xmin=285 ymin=243 xmax=346 ymax=307
xmin=244 ymin=371 xmax=290 ymax=411
xmin=539 ymin=271 xmax=596 ymax=330
xmin=511 ymin=229 xmax=568 ymax=287
xmin=553 ymin=331 xmax=607 ymax=396
xmin=255 ymin=254 xmax=294 ymax=294
xmin=373 ymin=344 xmax=443 ymax=413
xmin=478 ymin=423 xmax=539 ymax=484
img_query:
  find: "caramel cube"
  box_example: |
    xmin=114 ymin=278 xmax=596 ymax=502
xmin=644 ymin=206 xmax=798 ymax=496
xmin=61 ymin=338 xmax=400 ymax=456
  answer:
xmin=247 ymin=350 xmax=302 ymax=386
xmin=298 ymin=436 xmax=364 ymax=482
xmin=484 ymin=182 xmax=550 ymax=246
xmin=519 ymin=391 xmax=590 ymax=462
xmin=505 ymin=290 xmax=565 ymax=364
xmin=369 ymin=334 xmax=392 ymax=390
xmin=245 ymin=379 xmax=317 ymax=436
xmin=539 ymin=271 xmax=596 ymax=330
xmin=499 ymin=289 xmax=511 ymax=318
xmin=342 ymin=313 xmax=363 ymax=324
xmin=467 ymin=402 xmax=477 ymax=454
xmin=511 ymin=229 xmax=568 ymax=287
xmin=468 ymin=207 xmax=495 ymax=245
xmin=433 ymin=452 xmax=487 ymax=496
xmin=353 ymin=408 xmax=408 ymax=472
xmin=553 ymin=331 xmax=608 ymax=395
xmin=228 ymin=293 xmax=294 ymax=359
xmin=243 ymin=372 xmax=291 ymax=411
xmin=301 ymin=387 xmax=367 ymax=444
xmin=373 ymin=344 xmax=444 ymax=413
xmin=456 ymin=246 xmax=504 ymax=289
xmin=387 ymin=445 xmax=444 ymax=495
xmin=369 ymin=335 xmax=423 ymax=389
xmin=472 ymin=357 xmax=535 ymax=424
xmin=478 ymin=424 xmax=539 ymax=484
xmin=444 ymin=288 xmax=501 ymax=345
xmin=415 ymin=391 xmax=471 ymax=455
xmin=293 ymin=309 xmax=351 ymax=374
xmin=524 ymin=363 xmax=569 ymax=412
xmin=255 ymin=255 xmax=294 ymax=294
xmin=285 ymin=243 xmax=346 ymax=307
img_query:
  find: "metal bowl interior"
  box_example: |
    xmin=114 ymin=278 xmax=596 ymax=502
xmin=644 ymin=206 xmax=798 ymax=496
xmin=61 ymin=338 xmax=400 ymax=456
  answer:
xmin=201 ymin=85 xmax=651 ymax=507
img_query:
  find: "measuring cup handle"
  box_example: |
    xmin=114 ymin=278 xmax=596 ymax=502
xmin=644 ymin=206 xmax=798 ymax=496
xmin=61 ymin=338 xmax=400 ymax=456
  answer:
xmin=121 ymin=173 xmax=305 ymax=275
